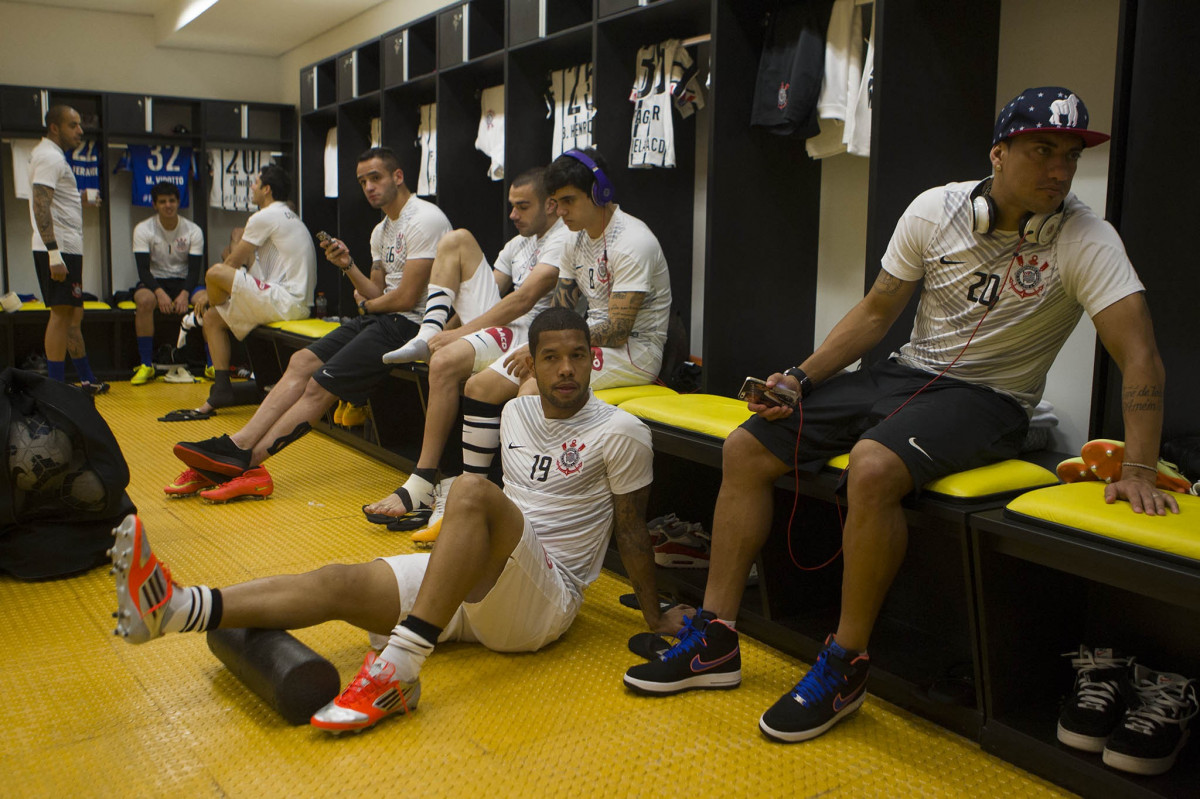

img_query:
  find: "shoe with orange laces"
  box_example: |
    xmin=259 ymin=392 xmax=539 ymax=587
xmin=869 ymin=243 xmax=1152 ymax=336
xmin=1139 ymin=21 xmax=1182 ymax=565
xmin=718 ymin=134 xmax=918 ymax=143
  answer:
xmin=311 ymin=651 xmax=420 ymax=732
xmin=199 ymin=466 xmax=274 ymax=502
xmin=109 ymin=514 xmax=178 ymax=644
xmin=164 ymin=468 xmax=216 ymax=497
xmin=1080 ymin=439 xmax=1194 ymax=493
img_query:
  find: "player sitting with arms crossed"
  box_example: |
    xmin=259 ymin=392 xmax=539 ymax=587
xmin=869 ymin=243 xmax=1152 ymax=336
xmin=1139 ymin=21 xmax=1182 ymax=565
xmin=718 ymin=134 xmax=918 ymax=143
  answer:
xmin=165 ymin=147 xmax=450 ymax=502
xmin=129 ymin=181 xmax=205 ymax=385
xmin=623 ymin=87 xmax=1178 ymax=744
xmin=458 ymin=148 xmax=673 ymax=483
xmin=359 ymin=166 xmax=569 ymax=530
xmin=110 ymin=308 xmax=688 ymax=732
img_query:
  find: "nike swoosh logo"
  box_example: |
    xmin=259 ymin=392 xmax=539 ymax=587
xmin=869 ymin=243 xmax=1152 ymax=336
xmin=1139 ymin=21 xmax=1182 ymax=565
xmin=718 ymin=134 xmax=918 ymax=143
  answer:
xmin=831 ymin=683 xmax=866 ymax=712
xmin=690 ymin=647 xmax=739 ymax=672
xmin=908 ymin=437 xmax=933 ymax=461
xmin=939 ymin=256 xmax=965 ymax=264
xmin=507 ymin=443 xmax=524 ymax=449
xmin=320 ymin=369 xmax=332 ymax=378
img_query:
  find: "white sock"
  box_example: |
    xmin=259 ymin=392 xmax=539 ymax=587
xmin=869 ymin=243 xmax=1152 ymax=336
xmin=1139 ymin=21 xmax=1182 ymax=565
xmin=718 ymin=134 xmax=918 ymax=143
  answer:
xmin=164 ymin=585 xmax=214 ymax=634
xmin=381 ymin=623 xmax=435 ymax=684
xmin=462 ymin=413 xmax=501 ymax=475
xmin=418 ymin=284 xmax=456 ymax=342
xmin=718 ymin=617 xmax=736 ymax=630
xmin=399 ymin=472 xmax=436 ymax=511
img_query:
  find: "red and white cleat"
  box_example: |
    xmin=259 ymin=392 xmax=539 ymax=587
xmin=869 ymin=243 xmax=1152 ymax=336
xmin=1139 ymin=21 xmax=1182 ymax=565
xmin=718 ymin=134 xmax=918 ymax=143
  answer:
xmin=310 ymin=652 xmax=420 ymax=733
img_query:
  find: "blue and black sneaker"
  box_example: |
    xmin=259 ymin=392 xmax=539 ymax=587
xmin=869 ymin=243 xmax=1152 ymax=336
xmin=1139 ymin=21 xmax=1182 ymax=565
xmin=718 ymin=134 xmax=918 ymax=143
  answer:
xmin=623 ymin=610 xmax=741 ymax=695
xmin=759 ymin=634 xmax=870 ymax=742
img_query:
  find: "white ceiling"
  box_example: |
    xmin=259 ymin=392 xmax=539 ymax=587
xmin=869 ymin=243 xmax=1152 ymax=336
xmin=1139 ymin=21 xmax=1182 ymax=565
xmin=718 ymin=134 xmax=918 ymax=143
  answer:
xmin=10 ymin=0 xmax=389 ymax=56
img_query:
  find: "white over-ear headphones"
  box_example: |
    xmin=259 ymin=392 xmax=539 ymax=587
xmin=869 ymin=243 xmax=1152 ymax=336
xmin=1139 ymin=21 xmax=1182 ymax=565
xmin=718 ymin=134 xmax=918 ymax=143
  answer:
xmin=971 ymin=178 xmax=1064 ymax=244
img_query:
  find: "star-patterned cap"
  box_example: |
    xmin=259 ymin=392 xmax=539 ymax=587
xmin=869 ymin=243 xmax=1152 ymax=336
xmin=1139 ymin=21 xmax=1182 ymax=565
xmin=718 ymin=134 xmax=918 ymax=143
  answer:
xmin=992 ymin=87 xmax=1110 ymax=148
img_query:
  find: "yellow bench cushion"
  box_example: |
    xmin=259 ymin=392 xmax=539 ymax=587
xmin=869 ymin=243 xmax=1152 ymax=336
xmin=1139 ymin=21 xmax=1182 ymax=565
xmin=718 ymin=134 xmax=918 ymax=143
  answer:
xmin=825 ymin=454 xmax=1055 ymax=499
xmin=268 ymin=318 xmax=340 ymax=338
xmin=618 ymin=394 xmax=753 ymax=440
xmin=17 ymin=300 xmax=110 ymax=310
xmin=117 ymin=300 xmax=136 ymax=310
xmin=594 ymin=384 xmax=678 ymax=405
xmin=1007 ymin=482 xmax=1200 ymax=561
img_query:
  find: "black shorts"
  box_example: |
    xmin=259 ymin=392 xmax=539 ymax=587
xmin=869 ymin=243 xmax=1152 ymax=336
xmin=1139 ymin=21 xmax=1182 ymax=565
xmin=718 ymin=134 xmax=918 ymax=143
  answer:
xmin=133 ymin=278 xmax=189 ymax=300
xmin=741 ymin=359 xmax=1029 ymax=490
xmin=308 ymin=313 xmax=419 ymax=404
xmin=33 ymin=251 xmax=83 ymax=307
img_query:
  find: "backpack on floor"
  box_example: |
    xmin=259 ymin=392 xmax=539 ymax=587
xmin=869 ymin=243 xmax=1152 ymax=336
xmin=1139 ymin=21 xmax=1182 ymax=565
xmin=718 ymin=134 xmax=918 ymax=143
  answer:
xmin=1 ymin=367 xmax=136 ymax=579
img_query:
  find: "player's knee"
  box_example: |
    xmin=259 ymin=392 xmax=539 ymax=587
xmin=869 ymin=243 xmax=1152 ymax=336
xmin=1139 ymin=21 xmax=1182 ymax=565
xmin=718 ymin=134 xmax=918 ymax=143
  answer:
xmin=310 ymin=564 xmax=362 ymax=608
xmin=286 ymin=348 xmax=320 ymax=376
xmin=428 ymin=346 xmax=471 ymax=382
xmin=722 ymin=428 xmax=786 ymax=483
xmin=847 ymin=440 xmax=911 ymax=501
xmin=446 ymin=473 xmax=496 ymax=512
xmin=134 ymin=291 xmax=155 ymax=313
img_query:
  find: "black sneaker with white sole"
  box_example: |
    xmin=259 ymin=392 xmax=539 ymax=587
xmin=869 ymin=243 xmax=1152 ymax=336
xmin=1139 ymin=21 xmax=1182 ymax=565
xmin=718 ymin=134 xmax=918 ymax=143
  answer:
xmin=623 ymin=610 xmax=741 ymax=694
xmin=759 ymin=634 xmax=869 ymax=743
xmin=1103 ymin=664 xmax=1198 ymax=776
xmin=1057 ymin=646 xmax=1135 ymax=752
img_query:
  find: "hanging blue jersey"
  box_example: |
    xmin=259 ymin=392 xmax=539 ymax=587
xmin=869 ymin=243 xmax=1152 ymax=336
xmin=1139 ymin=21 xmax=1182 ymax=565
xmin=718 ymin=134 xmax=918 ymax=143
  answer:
xmin=115 ymin=145 xmax=194 ymax=208
xmin=64 ymin=140 xmax=102 ymax=196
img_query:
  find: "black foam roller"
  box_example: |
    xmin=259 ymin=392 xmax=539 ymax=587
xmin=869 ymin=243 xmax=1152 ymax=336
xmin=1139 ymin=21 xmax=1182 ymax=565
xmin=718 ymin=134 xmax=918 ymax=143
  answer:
xmin=206 ymin=628 xmax=340 ymax=725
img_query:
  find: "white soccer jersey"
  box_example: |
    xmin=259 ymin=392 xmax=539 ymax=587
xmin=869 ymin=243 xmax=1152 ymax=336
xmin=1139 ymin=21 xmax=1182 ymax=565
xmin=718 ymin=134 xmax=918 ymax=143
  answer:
xmin=493 ymin=218 xmax=569 ymax=326
xmin=240 ymin=201 xmax=317 ymax=307
xmin=28 ymin=138 xmax=83 ymax=254
xmin=368 ymin=195 xmax=452 ymax=324
xmin=561 ymin=206 xmax=672 ymax=358
xmin=475 ymin=84 xmax=505 ymax=181
xmin=11 ymin=139 xmax=36 ymax=201
xmin=628 ymin=39 xmax=704 ymax=169
xmin=549 ymin=63 xmax=595 ymax=159
xmin=208 ymin=149 xmax=266 ymax=211
xmin=132 ymin=215 xmax=204 ymax=281
xmin=500 ymin=393 xmax=654 ymax=594
xmin=417 ymin=103 xmax=438 ymax=196
xmin=882 ymin=180 xmax=1145 ymax=409
xmin=843 ymin=11 xmax=874 ymax=157
xmin=807 ymin=0 xmax=863 ymax=160
xmin=324 ymin=127 xmax=337 ymax=199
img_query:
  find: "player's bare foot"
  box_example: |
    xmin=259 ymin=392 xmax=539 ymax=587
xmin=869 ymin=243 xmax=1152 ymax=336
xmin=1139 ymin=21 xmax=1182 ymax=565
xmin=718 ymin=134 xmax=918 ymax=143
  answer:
xmin=363 ymin=492 xmax=413 ymax=519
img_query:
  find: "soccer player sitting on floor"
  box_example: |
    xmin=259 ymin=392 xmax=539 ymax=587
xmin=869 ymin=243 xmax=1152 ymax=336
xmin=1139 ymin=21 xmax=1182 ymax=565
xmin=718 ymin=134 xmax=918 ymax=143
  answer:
xmin=360 ymin=166 xmax=568 ymax=527
xmin=458 ymin=148 xmax=673 ymax=483
xmin=161 ymin=164 xmax=316 ymax=419
xmin=111 ymin=308 xmax=688 ymax=732
xmin=165 ymin=147 xmax=450 ymax=502
xmin=129 ymin=181 xmax=205 ymax=386
xmin=622 ymin=86 xmax=1178 ymax=744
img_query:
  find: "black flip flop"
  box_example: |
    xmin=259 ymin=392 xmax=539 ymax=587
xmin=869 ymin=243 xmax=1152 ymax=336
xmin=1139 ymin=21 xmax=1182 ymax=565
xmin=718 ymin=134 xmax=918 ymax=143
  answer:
xmin=158 ymin=408 xmax=216 ymax=422
xmin=618 ymin=593 xmax=677 ymax=613
xmin=386 ymin=509 xmax=433 ymax=532
xmin=362 ymin=487 xmax=417 ymax=524
xmin=628 ymin=632 xmax=672 ymax=660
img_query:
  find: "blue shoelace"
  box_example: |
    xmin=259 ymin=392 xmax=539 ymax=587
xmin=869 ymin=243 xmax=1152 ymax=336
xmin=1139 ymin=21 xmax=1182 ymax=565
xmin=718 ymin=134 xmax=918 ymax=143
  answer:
xmin=660 ymin=613 xmax=707 ymax=661
xmin=790 ymin=648 xmax=843 ymax=705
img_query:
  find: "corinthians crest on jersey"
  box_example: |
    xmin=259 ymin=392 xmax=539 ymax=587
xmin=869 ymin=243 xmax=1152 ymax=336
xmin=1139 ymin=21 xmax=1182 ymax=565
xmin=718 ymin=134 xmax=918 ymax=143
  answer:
xmin=557 ymin=438 xmax=586 ymax=476
xmin=1009 ymin=253 xmax=1051 ymax=299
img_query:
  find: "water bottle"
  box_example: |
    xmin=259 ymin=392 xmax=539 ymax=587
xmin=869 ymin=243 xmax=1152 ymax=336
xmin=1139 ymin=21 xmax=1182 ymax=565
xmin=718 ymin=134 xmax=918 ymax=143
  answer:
xmin=314 ymin=291 xmax=327 ymax=319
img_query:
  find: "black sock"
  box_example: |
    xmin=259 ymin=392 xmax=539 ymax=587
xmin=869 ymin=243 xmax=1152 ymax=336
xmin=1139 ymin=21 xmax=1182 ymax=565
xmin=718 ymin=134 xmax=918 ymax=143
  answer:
xmin=206 ymin=588 xmax=224 ymax=631
xmin=401 ymin=614 xmax=443 ymax=645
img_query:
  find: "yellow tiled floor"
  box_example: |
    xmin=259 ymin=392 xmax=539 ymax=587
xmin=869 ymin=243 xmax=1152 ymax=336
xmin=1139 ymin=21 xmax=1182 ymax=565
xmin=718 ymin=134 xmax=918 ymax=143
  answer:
xmin=0 ymin=382 xmax=1073 ymax=797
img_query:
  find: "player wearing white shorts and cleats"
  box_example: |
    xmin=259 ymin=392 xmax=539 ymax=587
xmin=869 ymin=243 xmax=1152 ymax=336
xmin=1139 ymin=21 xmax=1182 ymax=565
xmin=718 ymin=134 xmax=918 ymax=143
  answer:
xmin=365 ymin=168 xmax=568 ymax=523
xmin=109 ymin=309 xmax=689 ymax=734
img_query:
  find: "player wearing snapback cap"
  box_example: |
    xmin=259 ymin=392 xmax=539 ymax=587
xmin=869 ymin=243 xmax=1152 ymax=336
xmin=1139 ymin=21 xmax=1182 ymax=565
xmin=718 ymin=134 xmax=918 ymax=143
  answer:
xmin=623 ymin=87 xmax=1176 ymax=743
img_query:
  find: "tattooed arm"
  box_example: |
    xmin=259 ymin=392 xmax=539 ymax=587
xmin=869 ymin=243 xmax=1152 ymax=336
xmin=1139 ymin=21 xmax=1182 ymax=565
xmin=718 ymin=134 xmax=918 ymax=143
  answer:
xmin=796 ymin=268 xmax=919 ymax=383
xmin=550 ymin=276 xmax=584 ymax=311
xmin=1092 ymin=293 xmax=1178 ymax=515
xmin=612 ymin=485 xmax=691 ymax=634
xmin=589 ymin=290 xmax=644 ymax=348
xmin=32 ymin=185 xmax=67 ymax=281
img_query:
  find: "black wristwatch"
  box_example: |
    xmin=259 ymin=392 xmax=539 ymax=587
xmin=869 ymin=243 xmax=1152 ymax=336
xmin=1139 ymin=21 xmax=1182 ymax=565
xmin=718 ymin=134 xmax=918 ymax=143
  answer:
xmin=783 ymin=367 xmax=814 ymax=399
xmin=359 ymin=300 xmax=369 ymax=314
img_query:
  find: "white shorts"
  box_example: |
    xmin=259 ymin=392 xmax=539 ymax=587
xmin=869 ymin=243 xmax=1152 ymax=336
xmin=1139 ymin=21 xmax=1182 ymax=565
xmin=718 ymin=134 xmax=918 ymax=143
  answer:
xmin=216 ymin=269 xmax=308 ymax=340
xmin=590 ymin=337 xmax=664 ymax=390
xmin=455 ymin=256 xmax=502 ymax=325
xmin=378 ymin=517 xmax=580 ymax=653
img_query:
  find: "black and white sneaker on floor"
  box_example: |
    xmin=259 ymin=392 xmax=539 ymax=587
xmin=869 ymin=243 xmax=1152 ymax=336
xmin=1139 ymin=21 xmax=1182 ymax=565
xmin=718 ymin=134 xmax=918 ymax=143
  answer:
xmin=759 ymin=634 xmax=870 ymax=743
xmin=623 ymin=610 xmax=741 ymax=694
xmin=1103 ymin=664 xmax=1198 ymax=776
xmin=1056 ymin=645 xmax=1135 ymax=753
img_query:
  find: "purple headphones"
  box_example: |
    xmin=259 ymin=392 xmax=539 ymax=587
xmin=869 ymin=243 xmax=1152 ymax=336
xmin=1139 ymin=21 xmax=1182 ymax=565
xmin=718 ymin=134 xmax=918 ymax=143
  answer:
xmin=562 ymin=149 xmax=615 ymax=206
